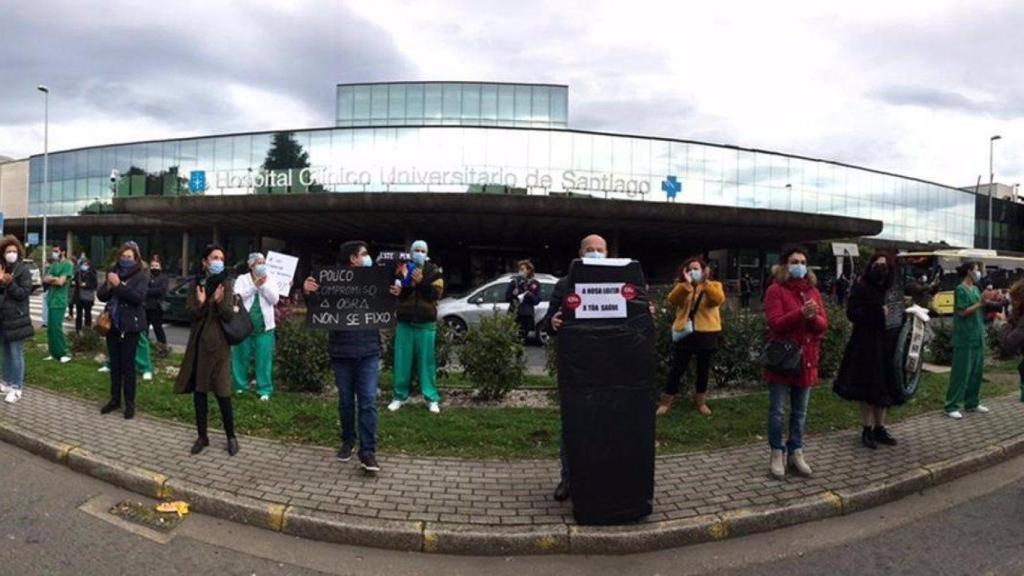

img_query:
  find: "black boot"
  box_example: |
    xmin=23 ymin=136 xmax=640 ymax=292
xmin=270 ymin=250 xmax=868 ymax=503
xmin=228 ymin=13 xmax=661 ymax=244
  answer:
xmin=873 ymin=426 xmax=897 ymax=446
xmin=861 ymin=426 xmax=877 ymax=449
xmin=227 ymin=437 xmax=239 ymax=456
xmin=100 ymin=401 xmax=120 ymax=415
xmin=123 ymin=403 xmax=135 ymax=420
xmin=553 ymin=481 xmax=570 ymax=502
xmin=190 ymin=437 xmax=209 ymax=455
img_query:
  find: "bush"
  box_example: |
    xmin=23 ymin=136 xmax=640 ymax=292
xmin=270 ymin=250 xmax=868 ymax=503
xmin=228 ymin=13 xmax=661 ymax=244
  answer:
xmin=459 ymin=312 xmax=525 ymax=401
xmin=819 ymin=302 xmax=852 ymax=380
xmin=68 ymin=328 xmax=106 ymax=355
xmin=988 ymin=323 xmax=1017 ymax=361
xmin=274 ymin=314 xmax=331 ymax=394
xmin=928 ymin=320 xmax=954 ymax=365
xmin=380 ymin=320 xmax=454 ymax=379
xmin=711 ymin=308 xmax=766 ymax=388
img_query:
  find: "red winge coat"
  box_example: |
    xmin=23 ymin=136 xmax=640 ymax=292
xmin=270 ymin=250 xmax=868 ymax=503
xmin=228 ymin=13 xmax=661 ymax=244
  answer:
xmin=763 ymin=278 xmax=829 ymax=388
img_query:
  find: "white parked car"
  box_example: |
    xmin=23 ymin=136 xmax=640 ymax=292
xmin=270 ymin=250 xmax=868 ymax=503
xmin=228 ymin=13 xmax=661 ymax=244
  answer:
xmin=438 ymin=273 xmax=559 ymax=344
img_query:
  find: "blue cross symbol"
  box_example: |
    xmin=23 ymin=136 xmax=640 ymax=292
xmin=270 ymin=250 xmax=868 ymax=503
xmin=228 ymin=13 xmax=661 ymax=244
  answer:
xmin=189 ymin=170 xmax=206 ymax=194
xmin=662 ymin=175 xmax=681 ymax=201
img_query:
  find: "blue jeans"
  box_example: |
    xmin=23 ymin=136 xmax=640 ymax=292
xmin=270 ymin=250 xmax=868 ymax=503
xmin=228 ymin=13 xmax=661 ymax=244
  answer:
xmin=333 ymin=355 xmax=379 ymax=458
xmin=2 ymin=338 xmax=25 ymax=390
xmin=768 ymin=383 xmax=810 ymax=452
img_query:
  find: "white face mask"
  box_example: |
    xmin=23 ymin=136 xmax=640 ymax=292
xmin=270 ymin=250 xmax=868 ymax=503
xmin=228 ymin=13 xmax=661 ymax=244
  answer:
xmin=4 ymin=252 xmax=18 ymax=264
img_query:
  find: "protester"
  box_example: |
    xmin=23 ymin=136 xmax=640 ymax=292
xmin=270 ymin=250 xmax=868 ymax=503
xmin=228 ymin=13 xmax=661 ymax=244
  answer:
xmin=173 ymin=244 xmax=239 ymax=456
xmin=0 ymin=237 xmax=34 ymax=404
xmin=97 ymin=242 xmax=148 ymax=420
xmin=505 ymin=259 xmax=542 ymax=343
xmin=740 ymin=274 xmax=752 ymax=309
xmin=542 ymin=233 xmax=609 ymax=502
xmin=73 ymin=258 xmax=97 ymax=333
xmin=835 ymin=272 xmax=850 ymax=306
xmin=996 ymin=281 xmax=1024 ymax=402
xmin=42 ymin=244 xmax=73 ymax=363
xmin=657 ymin=256 xmax=725 ymax=417
xmin=763 ymin=245 xmax=828 ymax=480
xmin=67 ymin=256 xmax=79 ymax=322
xmin=387 ymin=240 xmax=445 ymax=414
xmin=145 ymin=254 xmax=170 ymax=351
xmin=232 ymin=252 xmax=279 ymax=401
xmin=982 ymin=284 xmax=1003 ymax=325
xmin=833 ymin=252 xmax=904 ymax=448
xmin=303 ymin=241 xmax=401 ymax=472
xmin=945 ymin=261 xmax=995 ymax=419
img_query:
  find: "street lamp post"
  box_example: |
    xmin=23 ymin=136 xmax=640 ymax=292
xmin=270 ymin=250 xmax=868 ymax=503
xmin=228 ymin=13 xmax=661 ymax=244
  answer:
xmin=37 ymin=85 xmax=49 ymax=257
xmin=988 ymin=134 xmax=1001 ymax=250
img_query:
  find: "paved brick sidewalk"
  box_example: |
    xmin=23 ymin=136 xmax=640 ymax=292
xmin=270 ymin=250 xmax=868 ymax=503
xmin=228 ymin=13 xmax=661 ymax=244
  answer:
xmin=1 ymin=387 xmax=1023 ymax=554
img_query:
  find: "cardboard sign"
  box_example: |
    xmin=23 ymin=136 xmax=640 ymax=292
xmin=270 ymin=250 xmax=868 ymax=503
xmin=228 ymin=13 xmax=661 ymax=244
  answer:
xmin=573 ymin=282 xmax=628 ymax=319
xmin=265 ymin=251 xmax=298 ymax=297
xmin=306 ymin=266 xmax=397 ymax=331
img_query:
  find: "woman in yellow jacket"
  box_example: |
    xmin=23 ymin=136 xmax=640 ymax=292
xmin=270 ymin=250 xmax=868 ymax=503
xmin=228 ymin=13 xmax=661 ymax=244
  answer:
xmin=657 ymin=256 xmax=726 ymax=416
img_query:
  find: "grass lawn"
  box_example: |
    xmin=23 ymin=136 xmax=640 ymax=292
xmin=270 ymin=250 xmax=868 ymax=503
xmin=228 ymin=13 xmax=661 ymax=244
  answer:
xmin=21 ymin=332 xmax=1022 ymax=459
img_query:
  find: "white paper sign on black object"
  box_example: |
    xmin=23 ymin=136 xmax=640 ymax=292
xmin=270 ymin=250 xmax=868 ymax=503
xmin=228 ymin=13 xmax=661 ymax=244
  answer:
xmin=306 ymin=266 xmax=397 ymax=330
xmin=574 ymin=282 xmax=628 ymax=319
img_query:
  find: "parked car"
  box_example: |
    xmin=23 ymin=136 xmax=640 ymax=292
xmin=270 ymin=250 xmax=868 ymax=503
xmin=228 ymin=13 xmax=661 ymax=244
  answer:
xmin=162 ymin=278 xmax=191 ymax=324
xmin=438 ymin=273 xmax=558 ymax=344
xmin=25 ymin=260 xmax=41 ymax=293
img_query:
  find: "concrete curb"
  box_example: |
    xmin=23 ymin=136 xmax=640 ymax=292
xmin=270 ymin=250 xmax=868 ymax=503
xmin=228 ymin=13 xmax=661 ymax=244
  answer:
xmin=2 ymin=416 xmax=1022 ymax=556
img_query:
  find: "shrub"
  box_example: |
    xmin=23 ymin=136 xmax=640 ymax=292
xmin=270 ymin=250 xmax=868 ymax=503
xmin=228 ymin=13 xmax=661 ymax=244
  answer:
xmin=380 ymin=320 xmax=454 ymax=379
xmin=928 ymin=319 xmax=954 ymax=365
xmin=68 ymin=328 xmax=106 ymax=355
xmin=711 ymin=308 xmax=766 ymax=388
xmin=819 ymin=302 xmax=852 ymax=380
xmin=274 ymin=314 xmax=331 ymax=394
xmin=988 ymin=323 xmax=1017 ymax=361
xmin=459 ymin=312 xmax=525 ymax=401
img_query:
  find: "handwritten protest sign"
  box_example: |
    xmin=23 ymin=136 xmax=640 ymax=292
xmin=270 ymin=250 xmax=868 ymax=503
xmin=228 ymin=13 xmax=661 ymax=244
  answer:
xmin=306 ymin=266 xmax=397 ymax=330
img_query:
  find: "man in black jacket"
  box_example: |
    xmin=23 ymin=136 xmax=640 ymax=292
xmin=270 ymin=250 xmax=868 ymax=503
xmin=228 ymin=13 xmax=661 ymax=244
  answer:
xmin=303 ymin=241 xmax=401 ymax=473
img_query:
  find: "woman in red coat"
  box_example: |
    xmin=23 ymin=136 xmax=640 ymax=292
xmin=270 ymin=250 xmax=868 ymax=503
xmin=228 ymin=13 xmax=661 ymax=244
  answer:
xmin=763 ymin=245 xmax=828 ymax=480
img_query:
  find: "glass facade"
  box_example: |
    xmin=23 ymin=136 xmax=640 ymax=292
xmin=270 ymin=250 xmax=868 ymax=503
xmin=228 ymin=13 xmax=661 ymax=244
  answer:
xmin=336 ymin=82 xmax=569 ymax=129
xmin=28 ymin=125 xmax=976 ymax=247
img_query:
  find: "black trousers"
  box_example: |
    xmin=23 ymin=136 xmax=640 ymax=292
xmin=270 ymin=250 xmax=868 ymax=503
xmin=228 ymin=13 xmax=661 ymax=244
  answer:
xmin=107 ymin=331 xmax=140 ymax=407
xmin=147 ymin=307 xmax=167 ymax=345
xmin=516 ymin=315 xmax=533 ymax=342
xmin=194 ymin=392 xmax=235 ymax=440
xmin=665 ymin=344 xmax=715 ymax=395
xmin=76 ymin=299 xmax=93 ymax=332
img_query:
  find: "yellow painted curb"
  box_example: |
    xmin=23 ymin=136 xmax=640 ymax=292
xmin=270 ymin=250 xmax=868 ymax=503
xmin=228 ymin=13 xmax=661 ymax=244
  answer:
xmin=708 ymin=518 xmax=729 ymax=541
xmin=267 ymin=504 xmax=288 ymax=532
xmin=422 ymin=530 xmax=438 ymax=553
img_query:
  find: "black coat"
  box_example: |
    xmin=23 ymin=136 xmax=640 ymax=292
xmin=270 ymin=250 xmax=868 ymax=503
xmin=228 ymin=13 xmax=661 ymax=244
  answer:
xmin=833 ymin=278 xmax=904 ymax=407
xmin=97 ymin=266 xmax=148 ymax=334
xmin=0 ymin=262 xmax=35 ymax=342
xmin=145 ymin=271 xmax=170 ymax=311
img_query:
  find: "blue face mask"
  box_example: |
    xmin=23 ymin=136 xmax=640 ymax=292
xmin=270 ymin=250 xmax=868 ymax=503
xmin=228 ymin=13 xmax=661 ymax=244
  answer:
xmin=81 ymin=265 xmax=90 ymax=272
xmin=689 ymin=269 xmax=703 ymax=283
xmin=361 ymin=255 xmax=373 ymax=267
xmin=788 ymin=264 xmax=808 ymax=279
xmin=118 ymin=258 xmax=135 ymax=269
xmin=208 ymin=260 xmax=225 ymax=275
xmin=254 ymin=264 xmax=268 ymax=277
xmin=583 ymin=251 xmax=606 ymax=259
xmin=412 ymin=252 xmax=427 ymax=266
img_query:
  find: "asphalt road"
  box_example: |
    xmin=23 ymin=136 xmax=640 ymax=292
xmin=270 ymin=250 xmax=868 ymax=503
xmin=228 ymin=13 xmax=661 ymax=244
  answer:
xmin=2 ymin=436 xmax=1024 ymax=576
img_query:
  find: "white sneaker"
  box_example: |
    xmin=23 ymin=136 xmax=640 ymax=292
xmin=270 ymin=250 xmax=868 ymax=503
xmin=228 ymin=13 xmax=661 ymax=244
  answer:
xmin=946 ymin=410 xmax=964 ymax=420
xmin=387 ymin=399 xmax=403 ymax=412
xmin=0 ymin=383 xmax=10 ymax=394
xmin=259 ymin=395 xmax=270 ymax=402
xmin=59 ymin=356 xmax=71 ymax=364
xmin=4 ymin=389 xmax=22 ymax=404
xmin=966 ymin=405 xmax=990 ymax=413
xmin=43 ymin=356 xmax=54 ymax=361
xmin=98 ymin=366 xmax=110 ymax=373
xmin=428 ymin=402 xmax=441 ymax=414
xmin=142 ymin=372 xmax=153 ymax=381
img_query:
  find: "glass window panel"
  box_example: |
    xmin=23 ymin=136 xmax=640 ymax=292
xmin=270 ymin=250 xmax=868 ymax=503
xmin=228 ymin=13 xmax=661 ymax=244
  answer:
xmin=161 ymin=141 xmax=179 ymax=173
xmin=550 ymin=86 xmax=568 ymax=124
xmin=371 ymin=84 xmax=388 ymax=120
xmin=213 ymin=137 xmax=232 ymax=171
xmin=336 ymin=86 xmax=354 ymax=123
xmin=177 ymin=139 xmax=198 ymax=174
xmin=462 ymin=128 xmax=486 ymax=166
xmin=387 ymin=84 xmax=405 ymax=123
xmin=461 ymin=84 xmax=480 ymax=121
xmin=610 ymin=137 xmax=631 ymax=174
xmin=197 ymin=139 xmax=214 ymax=171
xmin=572 ymin=133 xmax=592 ymax=171
xmin=480 ymin=84 xmax=497 ymax=123
xmin=144 ymin=142 xmax=162 ymax=173
xmin=527 ymin=130 xmax=550 ymax=169
xmin=669 ymin=142 xmax=687 ymax=179
xmin=352 ymin=85 xmax=371 ymax=121
xmin=591 ymin=135 xmax=612 ymax=172
xmin=76 ymin=177 xmax=88 ymax=200
xmin=86 ymin=148 xmax=102 ymax=178
xmin=651 ymin=140 xmax=670 ymax=177
xmin=549 ymin=131 xmax=571 ymax=172
xmin=688 ymin=144 xmax=707 ymax=182
xmin=231 ymin=135 xmax=252 ymax=171
xmin=514 ymin=84 xmax=531 ymax=122
xmin=129 ymin=144 xmax=146 ymax=172
xmin=309 ymin=132 xmax=331 ymax=167
xmin=531 ymin=86 xmax=549 ymax=123
xmin=497 ymin=85 xmax=515 ymax=122
xmin=405 ymin=84 xmax=424 ymax=123
xmin=442 ymin=83 xmax=461 ymax=124
xmin=631 ymin=138 xmax=651 ymax=176
xmin=424 ymin=84 xmax=442 ymax=121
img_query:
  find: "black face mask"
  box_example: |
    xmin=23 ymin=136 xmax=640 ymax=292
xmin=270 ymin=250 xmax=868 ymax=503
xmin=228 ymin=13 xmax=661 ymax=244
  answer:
xmin=151 ymin=268 xmax=161 ymax=276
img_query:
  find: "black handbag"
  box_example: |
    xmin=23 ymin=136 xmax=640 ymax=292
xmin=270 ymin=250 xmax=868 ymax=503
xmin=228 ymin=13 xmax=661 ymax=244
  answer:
xmin=759 ymin=338 xmax=802 ymax=376
xmin=220 ymin=294 xmax=254 ymax=346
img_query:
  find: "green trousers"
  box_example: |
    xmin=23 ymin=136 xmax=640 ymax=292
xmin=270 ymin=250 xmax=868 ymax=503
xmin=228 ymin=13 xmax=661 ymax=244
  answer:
xmin=393 ymin=322 xmax=440 ymax=403
xmin=104 ymin=336 xmax=153 ymax=374
xmin=945 ymin=345 xmax=983 ymax=412
xmin=47 ymin=308 xmax=67 ymax=358
xmin=231 ymin=331 xmax=275 ymax=396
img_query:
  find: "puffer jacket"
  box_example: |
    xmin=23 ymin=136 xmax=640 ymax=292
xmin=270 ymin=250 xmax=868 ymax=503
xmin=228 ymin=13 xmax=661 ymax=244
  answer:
xmin=97 ymin=265 xmax=149 ymax=334
xmin=763 ymin=277 xmax=829 ymax=388
xmin=0 ymin=262 xmax=35 ymax=342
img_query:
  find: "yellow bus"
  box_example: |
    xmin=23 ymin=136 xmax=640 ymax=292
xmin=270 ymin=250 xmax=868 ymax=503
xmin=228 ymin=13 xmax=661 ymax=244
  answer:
xmin=897 ymin=249 xmax=1024 ymax=315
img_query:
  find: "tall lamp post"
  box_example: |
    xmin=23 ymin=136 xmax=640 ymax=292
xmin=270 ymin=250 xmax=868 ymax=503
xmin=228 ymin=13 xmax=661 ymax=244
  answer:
xmin=988 ymin=134 xmax=1001 ymax=250
xmin=37 ymin=85 xmax=49 ymax=257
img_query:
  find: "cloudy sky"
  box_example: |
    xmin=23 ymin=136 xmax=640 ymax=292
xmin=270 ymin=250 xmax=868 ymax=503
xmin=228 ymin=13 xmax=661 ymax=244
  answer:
xmin=1 ymin=0 xmax=1021 ymax=188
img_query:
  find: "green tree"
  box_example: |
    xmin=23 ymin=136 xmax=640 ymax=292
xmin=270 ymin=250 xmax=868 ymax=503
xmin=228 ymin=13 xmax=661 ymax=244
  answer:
xmin=259 ymin=132 xmax=322 ymax=193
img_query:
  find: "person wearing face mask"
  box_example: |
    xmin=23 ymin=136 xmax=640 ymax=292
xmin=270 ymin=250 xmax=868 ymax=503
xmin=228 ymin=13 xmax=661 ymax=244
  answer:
xmin=944 ymin=261 xmax=995 ymax=419
xmin=763 ymin=245 xmax=828 ymax=480
xmin=657 ymin=256 xmax=725 ymax=417
xmin=73 ymin=258 xmax=98 ymax=333
xmin=144 ymin=254 xmax=170 ymax=351
xmin=96 ymin=242 xmax=149 ymax=420
xmin=42 ymin=244 xmax=73 ymax=363
xmin=833 ymin=252 xmax=905 ymax=448
xmin=231 ymin=252 xmax=279 ymax=401
xmin=388 ymin=240 xmax=445 ymax=414
xmin=304 ymin=241 xmax=402 ymax=472
xmin=505 ymin=260 xmax=542 ymax=343
xmin=174 ymin=244 xmax=239 ymax=456
xmin=0 ymin=236 xmax=35 ymax=404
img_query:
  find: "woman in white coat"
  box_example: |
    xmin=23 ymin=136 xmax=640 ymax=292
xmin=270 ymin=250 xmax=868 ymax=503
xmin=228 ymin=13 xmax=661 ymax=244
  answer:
xmin=231 ymin=252 xmax=280 ymax=400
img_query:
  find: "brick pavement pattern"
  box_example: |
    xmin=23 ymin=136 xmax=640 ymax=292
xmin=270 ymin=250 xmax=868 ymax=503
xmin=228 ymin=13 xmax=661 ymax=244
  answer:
xmin=2 ymin=387 xmax=1023 ymax=554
